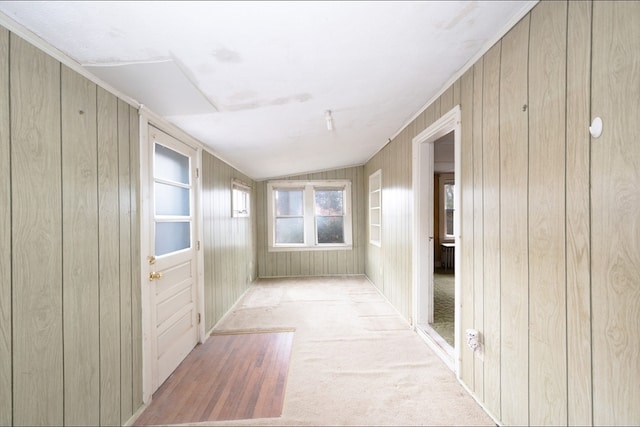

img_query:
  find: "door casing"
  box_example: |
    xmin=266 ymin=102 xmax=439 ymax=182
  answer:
xmin=139 ymin=111 xmax=205 ymax=404
xmin=412 ymin=105 xmax=461 ymax=374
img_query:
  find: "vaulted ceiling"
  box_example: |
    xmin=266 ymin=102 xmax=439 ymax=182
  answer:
xmin=0 ymin=1 xmax=536 ymax=180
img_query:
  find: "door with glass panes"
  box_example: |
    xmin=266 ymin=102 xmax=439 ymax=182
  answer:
xmin=147 ymin=126 xmax=198 ymax=391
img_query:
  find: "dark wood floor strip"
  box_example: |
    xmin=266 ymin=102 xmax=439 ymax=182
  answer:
xmin=134 ymin=332 xmax=294 ymax=426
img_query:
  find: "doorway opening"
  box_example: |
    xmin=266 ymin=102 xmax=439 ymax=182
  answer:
xmin=412 ymin=106 xmax=461 ymax=373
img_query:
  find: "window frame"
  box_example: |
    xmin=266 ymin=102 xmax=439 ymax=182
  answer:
xmin=369 ymin=169 xmax=382 ymax=247
xmin=438 ymin=173 xmax=455 ymax=242
xmin=267 ymin=180 xmax=352 ymax=252
xmin=232 ymin=179 xmax=251 ymax=218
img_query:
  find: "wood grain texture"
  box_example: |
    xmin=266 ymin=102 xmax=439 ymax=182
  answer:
xmin=202 ymin=150 xmax=257 ymax=329
xmin=591 ymin=1 xmax=640 ymax=424
xmin=528 ymin=2 xmax=568 ymax=424
xmin=203 ymin=151 xmax=215 ymax=330
xmin=481 ymin=41 xmax=502 ymax=419
xmin=118 ymin=98 xmax=133 ymax=423
xmin=10 ymin=33 xmax=64 ymax=426
xmin=440 ymin=85 xmax=455 ymax=113
xmin=0 ymin=25 xmax=10 ymax=427
xmin=97 ymin=86 xmax=122 ymax=426
xmin=61 ymin=65 xmax=100 ymax=426
xmin=565 ymin=1 xmax=592 ymax=424
xmin=459 ymin=68 xmax=475 ymax=387
xmin=134 ymin=332 xmax=293 ymax=425
xmin=129 ymin=105 xmax=143 ymax=411
xmin=498 ymin=15 xmax=530 ymax=426
xmin=471 ymin=58 xmax=485 ymax=400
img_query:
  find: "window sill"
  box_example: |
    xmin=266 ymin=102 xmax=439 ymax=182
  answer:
xmin=268 ymin=245 xmax=353 ymax=253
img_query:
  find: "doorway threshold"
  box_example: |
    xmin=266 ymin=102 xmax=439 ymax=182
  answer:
xmin=416 ymin=323 xmax=454 ymax=371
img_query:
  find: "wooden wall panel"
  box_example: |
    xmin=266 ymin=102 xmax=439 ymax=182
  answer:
xmin=471 ymin=58 xmax=485 ymax=399
xmin=117 ymin=98 xmax=133 ymax=423
xmin=440 ymin=85 xmax=455 ymax=114
xmin=459 ymin=68 xmax=475 ymax=386
xmin=361 ymin=1 xmax=640 ymax=424
xmin=528 ymin=2 xmax=568 ymax=424
xmin=481 ymin=41 xmax=502 ymax=419
xmin=129 ymin=105 xmax=143 ymax=411
xmin=498 ymin=16 xmax=530 ymax=426
xmin=591 ymin=1 xmax=640 ymax=424
xmin=5 ymin=25 xmax=143 ymax=426
xmin=201 ymin=151 xmax=257 ymax=329
xmin=10 ymin=34 xmax=64 ymax=426
xmin=203 ymin=151 xmax=214 ymax=330
xmin=565 ymin=1 xmax=592 ymax=424
xmin=0 ymin=26 xmax=10 ymax=427
xmin=97 ymin=87 xmax=122 ymax=426
xmin=61 ymin=65 xmax=100 ymax=425
xmin=257 ymin=166 xmax=366 ymax=279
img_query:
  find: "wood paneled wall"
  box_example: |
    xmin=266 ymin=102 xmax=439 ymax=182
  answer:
xmin=364 ymin=1 xmax=640 ymax=425
xmin=364 ymin=128 xmax=414 ymax=318
xmin=1 ymin=30 xmax=142 ymax=426
xmin=201 ymin=151 xmax=257 ymax=331
xmin=256 ymin=166 xmax=365 ymax=278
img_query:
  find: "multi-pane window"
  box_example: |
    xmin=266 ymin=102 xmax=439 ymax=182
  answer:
xmin=444 ymin=182 xmax=454 ymax=238
xmin=267 ymin=180 xmax=352 ymax=251
xmin=232 ymin=180 xmax=251 ymax=218
xmin=439 ymin=173 xmax=455 ymax=241
xmin=274 ymin=188 xmax=304 ymax=244
xmin=369 ymin=170 xmax=381 ymax=246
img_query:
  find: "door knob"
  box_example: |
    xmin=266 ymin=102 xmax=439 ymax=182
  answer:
xmin=149 ymin=271 xmax=163 ymax=281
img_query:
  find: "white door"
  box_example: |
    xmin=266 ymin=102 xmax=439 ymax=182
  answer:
xmin=147 ymin=126 xmax=198 ymax=391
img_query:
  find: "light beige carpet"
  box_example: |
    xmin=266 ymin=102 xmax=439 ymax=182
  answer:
xmin=185 ymin=276 xmax=493 ymax=426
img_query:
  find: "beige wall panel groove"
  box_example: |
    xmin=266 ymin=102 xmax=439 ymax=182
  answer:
xmin=472 ymin=58 xmax=485 ymax=399
xmin=10 ymin=33 xmax=64 ymax=426
xmin=591 ymin=1 xmax=640 ymax=424
xmin=61 ymin=65 xmax=100 ymax=425
xmin=117 ymin=98 xmax=133 ymax=423
xmin=481 ymin=41 xmax=502 ymax=419
xmin=129 ymin=105 xmax=143 ymax=411
xmin=97 ymin=86 xmax=122 ymax=426
xmin=498 ymin=14 xmax=530 ymax=426
xmin=0 ymin=25 xmax=10 ymax=427
xmin=201 ymin=151 xmax=257 ymax=329
xmin=528 ymin=1 xmax=568 ymax=424
xmin=202 ymin=152 xmax=214 ymax=330
xmin=459 ymin=68 xmax=475 ymax=387
xmin=440 ymin=85 xmax=455 ymax=114
xmin=565 ymin=1 xmax=593 ymax=424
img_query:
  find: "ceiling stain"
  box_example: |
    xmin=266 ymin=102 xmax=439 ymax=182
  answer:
xmin=223 ymin=93 xmax=313 ymax=112
xmin=212 ymin=48 xmax=242 ymax=63
xmin=443 ymin=2 xmax=477 ymax=30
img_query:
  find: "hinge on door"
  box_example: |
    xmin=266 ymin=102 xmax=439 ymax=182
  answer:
xmin=196 ymin=168 xmax=199 ymax=178
xmin=197 ymin=240 xmax=200 ymax=250
xmin=197 ymin=313 xmax=201 ymax=324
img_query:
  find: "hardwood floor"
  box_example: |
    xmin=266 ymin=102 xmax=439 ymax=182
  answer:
xmin=134 ymin=331 xmax=294 ymax=425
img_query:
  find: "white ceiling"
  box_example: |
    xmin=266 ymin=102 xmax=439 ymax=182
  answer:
xmin=0 ymin=1 xmax=536 ymax=180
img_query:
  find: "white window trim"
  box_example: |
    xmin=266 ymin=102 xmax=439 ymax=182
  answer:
xmin=232 ymin=179 xmax=251 ymax=218
xmin=267 ymin=180 xmax=352 ymax=252
xmin=369 ymin=169 xmax=382 ymax=247
xmin=438 ymin=173 xmax=455 ymax=242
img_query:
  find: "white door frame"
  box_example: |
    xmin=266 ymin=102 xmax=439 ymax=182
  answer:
xmin=139 ymin=109 xmax=206 ymax=404
xmin=412 ymin=105 xmax=461 ymax=374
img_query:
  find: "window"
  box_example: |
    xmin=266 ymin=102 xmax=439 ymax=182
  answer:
xmin=369 ymin=170 xmax=381 ymax=246
xmin=267 ymin=180 xmax=352 ymax=251
xmin=232 ymin=180 xmax=251 ymax=218
xmin=439 ymin=173 xmax=455 ymax=242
